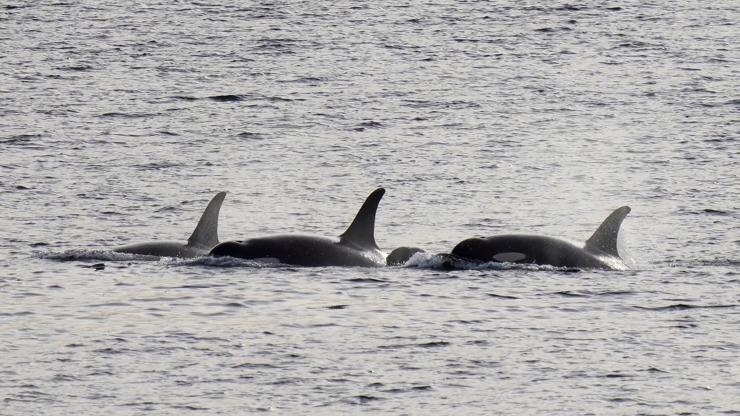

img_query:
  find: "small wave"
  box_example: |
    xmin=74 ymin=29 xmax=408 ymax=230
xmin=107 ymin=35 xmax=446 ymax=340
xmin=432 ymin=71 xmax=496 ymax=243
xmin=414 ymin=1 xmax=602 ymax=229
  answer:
xmin=403 ymin=252 xmax=586 ymax=272
xmin=133 ymin=162 xmax=180 ymax=171
xmin=38 ymin=249 xmax=158 ymax=262
xmin=634 ymin=303 xmax=738 ymax=311
xmin=97 ymin=112 xmax=159 ymax=118
xmin=343 ymin=395 xmax=384 ymax=405
xmin=346 ymin=277 xmax=387 ymax=283
xmin=208 ymin=94 xmax=248 ymax=102
xmin=0 ymin=311 xmax=34 ymax=317
xmin=379 ymin=341 xmax=451 ymax=350
xmin=175 ymin=255 xmax=283 ymax=268
xmin=236 ymin=131 xmax=264 ymax=140
xmin=1 ymin=133 xmax=44 ymax=144
xmin=486 ymin=293 xmax=519 ymax=299
xmin=550 ymin=290 xmax=636 ymax=298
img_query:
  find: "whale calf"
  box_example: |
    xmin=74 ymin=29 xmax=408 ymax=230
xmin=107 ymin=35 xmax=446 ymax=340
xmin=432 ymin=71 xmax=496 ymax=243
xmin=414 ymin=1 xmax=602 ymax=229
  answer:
xmin=113 ymin=191 xmax=226 ymax=258
xmin=386 ymin=246 xmax=426 ymax=266
xmin=209 ymin=188 xmax=386 ymax=267
xmin=450 ymin=206 xmax=632 ymax=270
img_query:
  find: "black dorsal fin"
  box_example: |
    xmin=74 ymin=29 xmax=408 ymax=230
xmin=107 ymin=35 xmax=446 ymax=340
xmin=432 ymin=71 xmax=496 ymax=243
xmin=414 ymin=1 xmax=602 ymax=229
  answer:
xmin=339 ymin=188 xmax=385 ymax=250
xmin=584 ymin=206 xmax=631 ymax=258
xmin=187 ymin=191 xmax=227 ymax=249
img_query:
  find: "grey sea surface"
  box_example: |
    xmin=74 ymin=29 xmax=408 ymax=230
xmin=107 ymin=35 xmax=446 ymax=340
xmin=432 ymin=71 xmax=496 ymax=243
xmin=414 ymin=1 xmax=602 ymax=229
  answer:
xmin=1 ymin=1 xmax=739 ymax=414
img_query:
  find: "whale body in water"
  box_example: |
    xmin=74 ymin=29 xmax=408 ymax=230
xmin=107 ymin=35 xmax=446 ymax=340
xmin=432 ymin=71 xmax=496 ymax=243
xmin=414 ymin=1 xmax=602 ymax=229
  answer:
xmin=209 ymin=188 xmax=386 ymax=267
xmin=450 ymin=206 xmax=632 ymax=270
xmin=113 ymin=192 xmax=226 ymax=258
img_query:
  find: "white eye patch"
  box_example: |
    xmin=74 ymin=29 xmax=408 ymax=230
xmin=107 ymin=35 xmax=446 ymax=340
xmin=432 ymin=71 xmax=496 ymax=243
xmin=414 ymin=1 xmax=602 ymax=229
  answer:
xmin=492 ymin=252 xmax=527 ymax=262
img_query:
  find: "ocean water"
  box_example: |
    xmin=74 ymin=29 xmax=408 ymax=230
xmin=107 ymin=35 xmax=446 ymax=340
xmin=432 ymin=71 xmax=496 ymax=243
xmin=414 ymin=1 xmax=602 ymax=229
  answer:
xmin=1 ymin=1 xmax=739 ymax=414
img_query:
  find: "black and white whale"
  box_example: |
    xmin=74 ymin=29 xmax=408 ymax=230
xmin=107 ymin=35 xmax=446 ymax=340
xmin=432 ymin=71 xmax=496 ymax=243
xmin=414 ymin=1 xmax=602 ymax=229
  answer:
xmin=449 ymin=206 xmax=632 ymax=270
xmin=209 ymin=188 xmax=386 ymax=267
xmin=113 ymin=191 xmax=226 ymax=258
xmin=386 ymin=246 xmax=426 ymax=266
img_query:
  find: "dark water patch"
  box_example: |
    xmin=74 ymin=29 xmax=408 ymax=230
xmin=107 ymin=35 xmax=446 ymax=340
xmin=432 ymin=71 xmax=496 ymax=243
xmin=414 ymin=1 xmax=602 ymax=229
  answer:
xmin=1 ymin=134 xmax=44 ymax=144
xmin=208 ymin=94 xmax=249 ymax=102
xmin=555 ymin=4 xmax=587 ymax=11
xmin=79 ymin=263 xmax=105 ymax=270
xmin=232 ymin=362 xmax=278 ymax=369
xmin=382 ymin=385 xmax=433 ymax=394
xmin=175 ymin=283 xmax=232 ymax=289
xmin=86 ymin=302 xmax=131 ymax=307
xmin=29 ymin=242 xmax=49 ymax=247
xmin=133 ymin=162 xmax=180 ymax=171
xmin=356 ymin=120 xmax=383 ymax=130
xmin=603 ymin=372 xmax=633 ymax=378
xmin=402 ymin=99 xmax=480 ymax=110
xmin=608 ymin=397 xmax=634 ymax=403
xmin=131 ymin=295 xmax=195 ymax=302
xmin=661 ymin=258 xmax=740 ymax=268
xmin=256 ymin=37 xmax=300 ymax=50
xmin=379 ymin=341 xmax=450 ymax=350
xmin=486 ymin=293 xmax=519 ymax=299
xmin=237 ymin=131 xmax=264 ymax=140
xmin=171 ymin=405 xmax=209 ymax=411
xmin=552 ymin=290 xmax=587 ymax=298
xmin=264 ymin=95 xmax=304 ymax=102
xmin=4 ymin=390 xmax=57 ymax=403
xmin=98 ymin=112 xmax=159 ymax=118
xmin=119 ymin=401 xmax=160 ymax=409
xmin=551 ymin=290 xmax=636 ymax=298
xmin=0 ymin=311 xmax=34 ymax=317
xmin=635 ymin=303 xmax=738 ymax=311
xmin=344 ymin=395 xmax=384 ymax=404
xmin=52 ymin=374 xmax=81 ymax=382
xmin=346 ymin=277 xmax=387 ymax=283
xmin=643 ymin=367 xmax=669 ymax=373
xmin=55 ymin=65 xmax=95 ymax=72
xmin=268 ymin=378 xmax=304 ymax=386
xmin=93 ymin=347 xmax=131 ymax=355
xmin=171 ymin=95 xmax=199 ymax=101
xmin=702 ymin=208 xmax=731 ymax=215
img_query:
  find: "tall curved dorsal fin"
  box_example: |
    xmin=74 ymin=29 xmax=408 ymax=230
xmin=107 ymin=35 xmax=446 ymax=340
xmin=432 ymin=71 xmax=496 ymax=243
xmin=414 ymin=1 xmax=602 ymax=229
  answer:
xmin=187 ymin=191 xmax=227 ymax=249
xmin=339 ymin=188 xmax=385 ymax=250
xmin=584 ymin=206 xmax=631 ymax=258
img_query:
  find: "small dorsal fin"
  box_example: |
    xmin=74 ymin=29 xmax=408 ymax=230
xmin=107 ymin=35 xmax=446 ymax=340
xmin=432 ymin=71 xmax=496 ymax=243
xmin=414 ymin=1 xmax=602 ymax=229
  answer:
xmin=339 ymin=188 xmax=385 ymax=250
xmin=584 ymin=206 xmax=631 ymax=258
xmin=187 ymin=191 xmax=227 ymax=249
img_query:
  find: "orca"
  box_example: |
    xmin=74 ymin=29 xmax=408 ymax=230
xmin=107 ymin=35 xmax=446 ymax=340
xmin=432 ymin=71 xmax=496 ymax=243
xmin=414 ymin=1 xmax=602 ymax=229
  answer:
xmin=209 ymin=188 xmax=386 ymax=267
xmin=113 ymin=192 xmax=226 ymax=258
xmin=386 ymin=246 xmax=426 ymax=266
xmin=450 ymin=206 xmax=632 ymax=270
